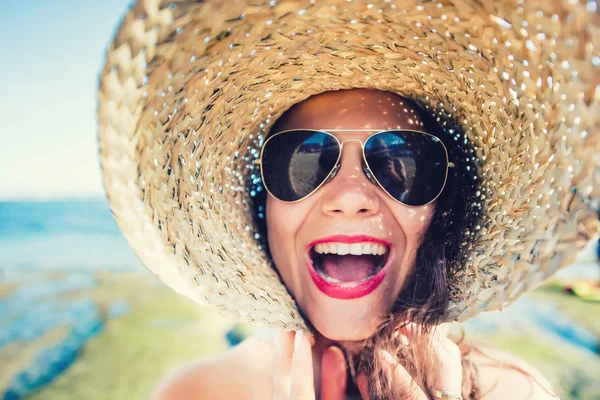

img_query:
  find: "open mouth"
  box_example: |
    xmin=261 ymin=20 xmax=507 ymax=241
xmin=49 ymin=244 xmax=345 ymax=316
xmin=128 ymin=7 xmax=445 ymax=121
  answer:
xmin=309 ymin=242 xmax=390 ymax=284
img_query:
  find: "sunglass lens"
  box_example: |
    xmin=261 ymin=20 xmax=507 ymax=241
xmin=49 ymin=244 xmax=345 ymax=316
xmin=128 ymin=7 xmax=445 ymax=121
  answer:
xmin=364 ymin=131 xmax=448 ymax=206
xmin=261 ymin=130 xmax=339 ymax=201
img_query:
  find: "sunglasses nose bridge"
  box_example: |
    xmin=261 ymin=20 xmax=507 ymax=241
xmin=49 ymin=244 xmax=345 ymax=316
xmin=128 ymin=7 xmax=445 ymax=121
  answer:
xmin=338 ymin=138 xmax=364 ymax=148
xmin=327 ymin=138 xmax=377 ymax=184
xmin=339 ymin=137 xmax=363 ymax=163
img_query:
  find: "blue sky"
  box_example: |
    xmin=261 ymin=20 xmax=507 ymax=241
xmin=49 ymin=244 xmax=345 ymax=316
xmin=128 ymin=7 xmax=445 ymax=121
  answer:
xmin=0 ymin=0 xmax=132 ymax=200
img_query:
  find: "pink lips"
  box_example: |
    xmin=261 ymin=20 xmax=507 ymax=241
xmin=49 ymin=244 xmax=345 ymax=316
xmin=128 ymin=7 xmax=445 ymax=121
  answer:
xmin=306 ymin=235 xmax=391 ymax=300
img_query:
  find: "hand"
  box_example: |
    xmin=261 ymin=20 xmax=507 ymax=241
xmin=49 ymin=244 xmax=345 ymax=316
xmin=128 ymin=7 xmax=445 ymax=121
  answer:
xmin=272 ymin=324 xmax=462 ymax=400
xmin=383 ymin=158 xmax=395 ymax=173
xmin=272 ymin=330 xmax=348 ymax=400
xmin=356 ymin=323 xmax=463 ymax=400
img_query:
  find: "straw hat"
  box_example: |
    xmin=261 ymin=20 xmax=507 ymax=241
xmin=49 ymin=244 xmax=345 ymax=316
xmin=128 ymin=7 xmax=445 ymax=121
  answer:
xmin=97 ymin=0 xmax=600 ymax=331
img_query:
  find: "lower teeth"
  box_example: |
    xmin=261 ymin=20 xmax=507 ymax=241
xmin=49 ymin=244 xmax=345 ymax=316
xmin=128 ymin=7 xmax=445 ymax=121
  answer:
xmin=318 ymin=270 xmax=376 ymax=284
xmin=323 ymin=275 xmax=342 ymax=283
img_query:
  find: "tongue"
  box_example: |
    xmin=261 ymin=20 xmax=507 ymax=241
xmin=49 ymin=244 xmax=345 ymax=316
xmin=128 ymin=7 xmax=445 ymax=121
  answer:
xmin=322 ymin=254 xmax=377 ymax=282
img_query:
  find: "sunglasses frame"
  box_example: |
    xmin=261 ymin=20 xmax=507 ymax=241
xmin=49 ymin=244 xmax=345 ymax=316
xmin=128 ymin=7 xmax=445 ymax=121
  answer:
xmin=256 ymin=129 xmax=455 ymax=207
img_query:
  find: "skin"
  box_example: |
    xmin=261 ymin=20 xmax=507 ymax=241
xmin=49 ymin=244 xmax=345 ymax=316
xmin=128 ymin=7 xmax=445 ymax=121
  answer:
xmin=152 ymin=90 xmax=558 ymax=400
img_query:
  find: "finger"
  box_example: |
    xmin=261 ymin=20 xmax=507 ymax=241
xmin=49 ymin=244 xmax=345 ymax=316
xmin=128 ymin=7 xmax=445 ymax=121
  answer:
xmin=403 ymin=323 xmax=462 ymax=395
xmin=356 ymin=350 xmax=428 ymax=400
xmin=399 ymin=322 xmax=421 ymax=339
xmin=272 ymin=330 xmax=295 ymax=399
xmin=356 ymin=373 xmax=370 ymax=400
xmin=430 ymin=323 xmax=450 ymax=342
xmin=429 ymin=325 xmax=462 ymax=394
xmin=378 ymin=349 xmax=428 ymax=400
xmin=320 ymin=345 xmax=347 ymax=400
xmin=290 ymin=330 xmax=315 ymax=400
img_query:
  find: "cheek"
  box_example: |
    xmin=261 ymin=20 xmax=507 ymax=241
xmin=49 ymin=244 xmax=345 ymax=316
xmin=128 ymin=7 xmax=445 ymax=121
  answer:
xmin=392 ymin=203 xmax=436 ymax=243
xmin=266 ymin=196 xmax=295 ymax=244
xmin=265 ymin=196 xmax=313 ymax=265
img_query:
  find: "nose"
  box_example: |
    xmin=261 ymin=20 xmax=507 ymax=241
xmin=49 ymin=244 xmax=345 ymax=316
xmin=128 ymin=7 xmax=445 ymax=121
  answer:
xmin=320 ymin=141 xmax=380 ymax=218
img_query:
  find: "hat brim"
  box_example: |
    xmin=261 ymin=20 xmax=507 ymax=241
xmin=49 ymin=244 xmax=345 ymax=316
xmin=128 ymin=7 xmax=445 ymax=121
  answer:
xmin=98 ymin=0 xmax=600 ymax=328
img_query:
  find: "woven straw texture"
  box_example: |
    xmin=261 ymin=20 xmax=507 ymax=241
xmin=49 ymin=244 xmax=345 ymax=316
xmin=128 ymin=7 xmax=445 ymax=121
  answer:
xmin=98 ymin=0 xmax=600 ymax=330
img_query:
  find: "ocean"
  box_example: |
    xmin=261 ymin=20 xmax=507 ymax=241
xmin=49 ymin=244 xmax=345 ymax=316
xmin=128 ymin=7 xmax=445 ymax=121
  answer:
xmin=0 ymin=199 xmax=597 ymax=279
xmin=0 ymin=200 xmax=144 ymax=279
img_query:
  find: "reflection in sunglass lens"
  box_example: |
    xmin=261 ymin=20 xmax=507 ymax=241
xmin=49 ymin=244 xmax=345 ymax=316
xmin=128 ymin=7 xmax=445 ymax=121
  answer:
xmin=261 ymin=131 xmax=339 ymax=201
xmin=364 ymin=131 xmax=448 ymax=206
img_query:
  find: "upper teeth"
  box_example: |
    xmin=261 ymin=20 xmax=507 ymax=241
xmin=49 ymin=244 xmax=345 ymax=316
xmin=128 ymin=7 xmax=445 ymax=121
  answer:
xmin=313 ymin=242 xmax=388 ymax=256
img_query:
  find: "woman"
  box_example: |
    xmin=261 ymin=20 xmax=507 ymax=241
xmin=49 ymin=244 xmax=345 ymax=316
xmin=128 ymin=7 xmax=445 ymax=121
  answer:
xmin=152 ymin=88 xmax=558 ymax=399
xmin=96 ymin=0 xmax=599 ymax=399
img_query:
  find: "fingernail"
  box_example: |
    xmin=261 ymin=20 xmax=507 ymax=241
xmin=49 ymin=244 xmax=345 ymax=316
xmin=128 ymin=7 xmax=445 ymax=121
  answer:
xmin=399 ymin=334 xmax=409 ymax=346
xmin=400 ymin=323 xmax=413 ymax=338
xmin=377 ymin=349 xmax=397 ymax=365
xmin=294 ymin=330 xmax=304 ymax=353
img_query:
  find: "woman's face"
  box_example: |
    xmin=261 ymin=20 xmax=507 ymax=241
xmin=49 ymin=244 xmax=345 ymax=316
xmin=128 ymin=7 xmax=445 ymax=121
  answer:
xmin=265 ymin=89 xmax=436 ymax=341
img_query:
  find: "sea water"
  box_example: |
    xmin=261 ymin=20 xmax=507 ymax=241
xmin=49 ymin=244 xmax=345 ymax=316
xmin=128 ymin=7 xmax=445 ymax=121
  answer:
xmin=0 ymin=199 xmax=142 ymax=399
xmin=0 ymin=199 xmax=143 ymax=279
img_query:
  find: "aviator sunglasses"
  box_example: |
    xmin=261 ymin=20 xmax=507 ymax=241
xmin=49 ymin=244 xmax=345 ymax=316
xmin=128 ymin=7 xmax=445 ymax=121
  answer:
xmin=257 ymin=129 xmax=455 ymax=207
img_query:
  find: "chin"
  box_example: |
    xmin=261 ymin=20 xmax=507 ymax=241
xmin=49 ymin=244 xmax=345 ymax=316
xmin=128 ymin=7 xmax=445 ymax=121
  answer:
xmin=292 ymin=272 xmax=402 ymax=342
xmin=313 ymin=318 xmax=379 ymax=342
xmin=304 ymin=300 xmax=386 ymax=341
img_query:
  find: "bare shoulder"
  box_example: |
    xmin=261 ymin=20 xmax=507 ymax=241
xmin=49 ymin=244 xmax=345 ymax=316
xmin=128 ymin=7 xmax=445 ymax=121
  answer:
xmin=470 ymin=346 xmax=559 ymax=400
xmin=150 ymin=336 xmax=274 ymax=400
